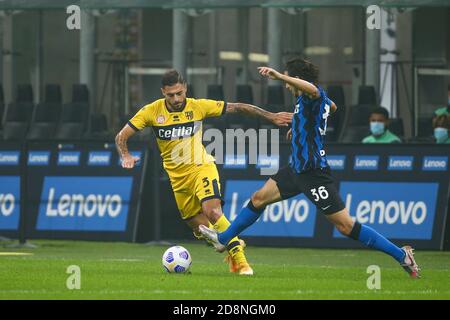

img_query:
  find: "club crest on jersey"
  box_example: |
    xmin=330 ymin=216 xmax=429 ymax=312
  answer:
xmin=185 ymin=111 xmax=193 ymax=120
xmin=156 ymin=115 xmax=166 ymax=124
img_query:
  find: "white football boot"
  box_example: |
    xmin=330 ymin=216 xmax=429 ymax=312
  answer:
xmin=400 ymin=246 xmax=421 ymax=279
xmin=199 ymin=224 xmax=227 ymax=252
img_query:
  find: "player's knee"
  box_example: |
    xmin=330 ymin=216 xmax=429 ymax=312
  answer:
xmin=204 ymin=207 xmax=222 ymax=222
xmin=250 ymin=192 xmax=267 ymax=210
xmin=336 ymin=221 xmax=353 ymax=236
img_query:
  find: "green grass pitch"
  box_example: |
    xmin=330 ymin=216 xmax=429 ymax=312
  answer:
xmin=0 ymin=240 xmax=449 ymax=300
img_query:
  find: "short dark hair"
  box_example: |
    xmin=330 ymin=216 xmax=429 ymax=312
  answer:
xmin=161 ymin=69 xmax=186 ymax=87
xmin=285 ymin=57 xmax=319 ymax=84
xmin=433 ymin=114 xmax=449 ymax=129
xmin=370 ymin=107 xmax=390 ymax=119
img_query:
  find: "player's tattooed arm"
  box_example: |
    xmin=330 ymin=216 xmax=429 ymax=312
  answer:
xmin=226 ymin=102 xmax=292 ymax=127
xmin=258 ymin=66 xmax=320 ymax=99
xmin=115 ymin=125 xmax=140 ymax=169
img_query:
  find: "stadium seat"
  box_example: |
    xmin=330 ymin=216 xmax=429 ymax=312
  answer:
xmin=206 ymin=84 xmax=224 ymax=101
xmin=72 ymin=84 xmax=89 ymax=103
xmin=55 ymin=102 xmax=90 ymax=139
xmin=59 ymin=102 xmax=89 ymax=124
xmin=27 ymin=123 xmax=58 ymax=140
xmin=89 ymin=113 xmax=113 ymax=139
xmin=340 ymin=125 xmax=370 ymax=143
xmin=2 ymin=122 xmax=29 ymax=141
xmin=326 ymin=85 xmax=346 ymax=142
xmin=417 ymin=116 xmax=434 ymax=137
xmin=326 ymin=106 xmax=345 ymax=142
xmin=258 ymin=85 xmax=285 ymax=128
xmin=44 ymin=84 xmax=62 ymax=103
xmin=389 ymin=118 xmax=404 ymax=137
xmin=357 ymin=85 xmax=377 ymax=105
xmin=0 ymin=84 xmax=4 ymax=125
xmin=4 ymin=102 xmax=34 ymax=123
xmin=27 ymin=84 xmax=63 ymax=140
xmin=32 ymin=101 xmax=61 ymax=123
xmin=0 ymin=83 xmax=4 ymax=105
xmin=27 ymin=102 xmax=61 ymax=140
xmin=16 ymin=84 xmax=33 ymax=103
xmin=187 ymin=84 xmax=195 ymax=98
xmin=199 ymin=84 xmax=219 ymax=132
xmin=2 ymin=86 xmax=34 ymax=140
xmin=54 ymin=122 xmax=85 ymax=139
xmin=225 ymin=85 xmax=256 ymax=129
xmin=0 ymin=103 xmax=4 ymax=131
xmin=327 ymin=85 xmax=345 ymax=107
xmin=225 ymin=112 xmax=258 ymax=130
xmin=90 ymin=113 xmax=107 ymax=131
xmin=236 ymin=84 xmax=253 ymax=104
xmin=267 ymin=85 xmax=284 ymax=107
xmin=345 ymin=105 xmax=377 ymax=126
xmin=203 ymin=116 xmax=224 ymax=132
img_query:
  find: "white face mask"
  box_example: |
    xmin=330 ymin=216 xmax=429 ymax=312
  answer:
xmin=434 ymin=127 xmax=448 ymax=143
xmin=370 ymin=121 xmax=385 ymax=136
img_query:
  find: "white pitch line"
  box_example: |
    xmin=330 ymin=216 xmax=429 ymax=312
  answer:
xmin=0 ymin=252 xmax=34 ymax=256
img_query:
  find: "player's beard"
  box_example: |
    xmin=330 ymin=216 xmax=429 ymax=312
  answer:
xmin=168 ymin=100 xmax=185 ymax=111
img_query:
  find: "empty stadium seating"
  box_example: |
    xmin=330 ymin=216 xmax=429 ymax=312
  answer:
xmin=27 ymin=85 xmax=62 ymax=140
xmin=326 ymin=85 xmax=346 ymax=142
xmin=2 ymin=84 xmax=34 ymax=141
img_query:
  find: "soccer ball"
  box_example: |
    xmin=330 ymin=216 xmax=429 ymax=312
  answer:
xmin=162 ymin=246 xmax=192 ymax=273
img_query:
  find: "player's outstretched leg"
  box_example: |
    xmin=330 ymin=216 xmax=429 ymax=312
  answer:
xmin=199 ymin=199 xmax=263 ymax=250
xmin=200 ymin=179 xmax=280 ymax=248
xmin=202 ymin=199 xmax=253 ymax=276
xmin=328 ymin=208 xmax=421 ymax=278
xmin=212 ymin=215 xmax=253 ymax=276
xmin=188 ymin=212 xmax=252 ymax=275
xmin=200 ymin=179 xmax=281 ymax=276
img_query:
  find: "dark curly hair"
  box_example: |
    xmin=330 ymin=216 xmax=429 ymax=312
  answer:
xmin=285 ymin=57 xmax=319 ymax=84
xmin=433 ymin=114 xmax=449 ymax=129
xmin=370 ymin=107 xmax=390 ymax=120
xmin=161 ymin=69 xmax=186 ymax=87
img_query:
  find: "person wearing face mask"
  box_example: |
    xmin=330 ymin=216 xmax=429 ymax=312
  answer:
xmin=432 ymin=115 xmax=450 ymax=144
xmin=362 ymin=107 xmax=401 ymax=143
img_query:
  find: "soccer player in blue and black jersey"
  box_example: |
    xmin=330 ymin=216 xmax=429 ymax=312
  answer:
xmin=200 ymin=57 xmax=420 ymax=278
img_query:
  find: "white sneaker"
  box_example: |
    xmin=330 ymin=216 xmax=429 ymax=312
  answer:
xmin=199 ymin=225 xmax=226 ymax=252
xmin=400 ymin=246 xmax=421 ymax=279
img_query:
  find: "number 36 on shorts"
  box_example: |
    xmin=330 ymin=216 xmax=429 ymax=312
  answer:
xmin=310 ymin=186 xmax=329 ymax=202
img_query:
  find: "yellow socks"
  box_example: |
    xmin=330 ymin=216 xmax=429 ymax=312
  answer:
xmin=213 ymin=215 xmax=248 ymax=265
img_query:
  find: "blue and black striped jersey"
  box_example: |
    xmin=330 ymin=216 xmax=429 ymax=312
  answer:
xmin=290 ymin=86 xmax=331 ymax=173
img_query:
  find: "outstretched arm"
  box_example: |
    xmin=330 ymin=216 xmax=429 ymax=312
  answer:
xmin=330 ymin=100 xmax=337 ymax=114
xmin=115 ymin=124 xmax=141 ymax=169
xmin=226 ymin=102 xmax=292 ymax=127
xmin=258 ymin=66 xmax=320 ymax=99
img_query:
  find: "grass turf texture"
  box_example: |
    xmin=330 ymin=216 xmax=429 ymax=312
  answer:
xmin=0 ymin=240 xmax=449 ymax=300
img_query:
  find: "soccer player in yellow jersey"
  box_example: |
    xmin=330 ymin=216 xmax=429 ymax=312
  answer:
xmin=115 ymin=69 xmax=292 ymax=275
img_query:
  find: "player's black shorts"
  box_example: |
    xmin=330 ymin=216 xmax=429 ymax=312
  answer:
xmin=271 ymin=165 xmax=345 ymax=215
